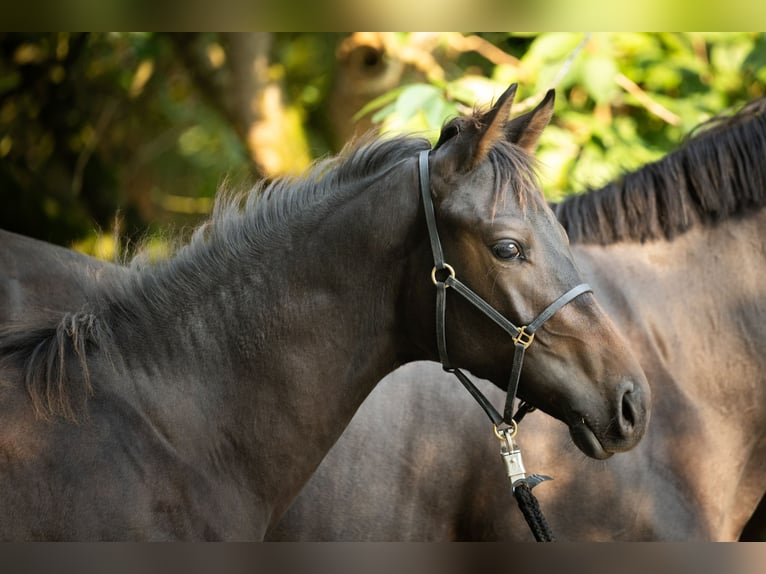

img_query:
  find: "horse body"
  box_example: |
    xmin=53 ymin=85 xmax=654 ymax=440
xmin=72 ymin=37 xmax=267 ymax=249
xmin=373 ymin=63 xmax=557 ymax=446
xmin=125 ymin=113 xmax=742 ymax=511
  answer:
xmin=564 ymin=213 xmax=765 ymax=540
xmin=0 ymin=86 xmax=649 ymax=540
xmin=269 ymin=98 xmax=766 ymax=541
xmin=0 ymin=141 xmax=428 ymax=540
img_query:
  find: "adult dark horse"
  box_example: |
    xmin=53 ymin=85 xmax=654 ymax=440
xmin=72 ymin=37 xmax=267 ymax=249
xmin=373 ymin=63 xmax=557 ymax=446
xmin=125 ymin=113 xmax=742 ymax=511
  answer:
xmin=0 ymin=85 xmax=649 ymax=540
xmin=270 ymin=97 xmax=766 ymax=541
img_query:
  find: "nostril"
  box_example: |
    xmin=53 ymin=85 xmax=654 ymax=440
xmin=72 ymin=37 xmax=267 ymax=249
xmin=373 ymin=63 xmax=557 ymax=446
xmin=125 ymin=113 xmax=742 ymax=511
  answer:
xmin=617 ymin=380 xmax=640 ymax=435
xmin=621 ymin=388 xmax=637 ymax=430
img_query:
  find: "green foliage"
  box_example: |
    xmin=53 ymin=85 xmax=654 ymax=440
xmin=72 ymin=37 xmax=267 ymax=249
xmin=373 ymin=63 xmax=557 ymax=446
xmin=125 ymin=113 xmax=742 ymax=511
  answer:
xmin=0 ymin=33 xmax=248 ymax=250
xmin=365 ymin=32 xmax=766 ymax=200
xmin=370 ymin=83 xmax=460 ymax=137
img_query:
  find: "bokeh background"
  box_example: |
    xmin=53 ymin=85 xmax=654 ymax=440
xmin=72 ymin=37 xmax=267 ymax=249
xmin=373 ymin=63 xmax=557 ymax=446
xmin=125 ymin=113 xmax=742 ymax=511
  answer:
xmin=2 ymin=32 xmax=765 ymax=263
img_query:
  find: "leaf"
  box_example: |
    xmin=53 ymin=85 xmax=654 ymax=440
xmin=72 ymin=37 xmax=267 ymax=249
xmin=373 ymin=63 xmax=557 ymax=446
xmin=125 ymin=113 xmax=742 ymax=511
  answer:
xmin=743 ymin=34 xmax=766 ymax=74
xmin=353 ymin=86 xmax=406 ymax=122
xmin=0 ymin=70 xmax=20 ymax=95
xmin=710 ymin=36 xmax=753 ymax=74
xmin=394 ymin=84 xmax=444 ymax=123
xmin=448 ymin=76 xmax=505 ymax=108
xmin=582 ymin=55 xmax=619 ymax=105
xmin=371 ymin=102 xmax=396 ymax=125
xmin=424 ymin=98 xmax=457 ymax=130
xmin=523 ymin=33 xmax=585 ymax=66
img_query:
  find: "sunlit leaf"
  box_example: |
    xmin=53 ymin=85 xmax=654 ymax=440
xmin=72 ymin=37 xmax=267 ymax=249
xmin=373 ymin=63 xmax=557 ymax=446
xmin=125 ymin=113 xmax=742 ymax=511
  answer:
xmin=353 ymin=86 xmax=405 ymax=121
xmin=523 ymin=33 xmax=585 ymax=66
xmin=448 ymin=76 xmax=504 ymax=107
xmin=582 ymin=55 xmax=619 ymax=105
xmin=710 ymin=36 xmax=753 ymax=74
xmin=395 ymin=84 xmax=444 ymax=123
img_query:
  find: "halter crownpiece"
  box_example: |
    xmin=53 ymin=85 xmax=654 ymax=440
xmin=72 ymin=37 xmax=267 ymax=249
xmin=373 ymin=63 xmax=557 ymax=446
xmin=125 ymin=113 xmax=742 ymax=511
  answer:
xmin=417 ymin=150 xmax=592 ymax=426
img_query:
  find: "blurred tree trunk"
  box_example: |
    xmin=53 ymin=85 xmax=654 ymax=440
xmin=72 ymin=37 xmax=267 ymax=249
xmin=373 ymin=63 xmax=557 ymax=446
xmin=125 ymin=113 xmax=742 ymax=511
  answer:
xmin=168 ymin=33 xmax=310 ymax=178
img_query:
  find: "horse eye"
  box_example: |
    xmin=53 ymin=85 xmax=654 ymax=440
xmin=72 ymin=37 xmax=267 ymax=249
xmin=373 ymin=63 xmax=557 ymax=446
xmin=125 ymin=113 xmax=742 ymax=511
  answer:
xmin=492 ymin=240 xmax=524 ymax=260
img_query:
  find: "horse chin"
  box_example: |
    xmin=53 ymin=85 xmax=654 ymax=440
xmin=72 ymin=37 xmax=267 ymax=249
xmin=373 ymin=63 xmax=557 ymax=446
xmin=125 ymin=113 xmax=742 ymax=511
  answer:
xmin=568 ymin=422 xmax=614 ymax=460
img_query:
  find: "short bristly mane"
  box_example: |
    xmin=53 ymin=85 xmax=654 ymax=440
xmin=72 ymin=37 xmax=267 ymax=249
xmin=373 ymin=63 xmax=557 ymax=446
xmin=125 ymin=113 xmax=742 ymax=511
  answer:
xmin=205 ymin=133 xmax=431 ymax=249
xmin=555 ymin=97 xmax=766 ymax=245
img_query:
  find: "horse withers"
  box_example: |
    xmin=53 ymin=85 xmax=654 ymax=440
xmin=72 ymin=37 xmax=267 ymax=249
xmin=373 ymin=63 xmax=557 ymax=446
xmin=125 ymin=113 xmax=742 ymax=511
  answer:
xmin=0 ymin=85 xmax=649 ymax=540
xmin=269 ymin=96 xmax=766 ymax=541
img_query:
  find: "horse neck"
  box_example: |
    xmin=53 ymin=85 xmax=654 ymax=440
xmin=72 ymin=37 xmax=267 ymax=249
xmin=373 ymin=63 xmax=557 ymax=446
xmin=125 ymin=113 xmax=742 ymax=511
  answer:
xmin=98 ymin=160 xmax=423 ymax=528
xmin=571 ymin=208 xmax=766 ymax=539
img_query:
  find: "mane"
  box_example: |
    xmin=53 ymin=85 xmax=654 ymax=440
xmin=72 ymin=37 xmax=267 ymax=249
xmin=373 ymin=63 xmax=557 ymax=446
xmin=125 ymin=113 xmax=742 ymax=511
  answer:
xmin=204 ymin=133 xmax=431 ymax=248
xmin=0 ymin=133 xmax=431 ymax=421
xmin=555 ymin=97 xmax=766 ymax=244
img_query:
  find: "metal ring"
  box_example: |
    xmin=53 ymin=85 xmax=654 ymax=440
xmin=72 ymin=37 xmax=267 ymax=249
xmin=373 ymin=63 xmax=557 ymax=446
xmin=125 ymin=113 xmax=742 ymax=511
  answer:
xmin=431 ymin=263 xmax=456 ymax=286
xmin=493 ymin=420 xmax=518 ymax=440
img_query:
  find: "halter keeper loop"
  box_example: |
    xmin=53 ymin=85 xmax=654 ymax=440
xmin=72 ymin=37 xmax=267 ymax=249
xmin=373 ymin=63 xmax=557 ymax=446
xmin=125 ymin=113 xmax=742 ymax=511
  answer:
xmin=512 ymin=326 xmax=535 ymax=349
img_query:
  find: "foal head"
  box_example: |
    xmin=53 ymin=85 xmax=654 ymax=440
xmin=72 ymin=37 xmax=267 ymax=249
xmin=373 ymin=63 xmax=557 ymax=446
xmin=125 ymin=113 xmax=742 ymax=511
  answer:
xmin=405 ymin=85 xmax=650 ymax=459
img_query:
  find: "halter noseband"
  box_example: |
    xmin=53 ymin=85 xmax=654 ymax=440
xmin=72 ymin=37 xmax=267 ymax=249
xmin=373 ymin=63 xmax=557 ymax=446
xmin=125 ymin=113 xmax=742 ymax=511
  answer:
xmin=418 ymin=150 xmax=592 ymax=426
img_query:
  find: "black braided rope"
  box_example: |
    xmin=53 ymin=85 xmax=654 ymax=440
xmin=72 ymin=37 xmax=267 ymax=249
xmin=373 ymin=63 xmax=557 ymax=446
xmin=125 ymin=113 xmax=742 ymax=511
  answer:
xmin=513 ymin=483 xmax=555 ymax=542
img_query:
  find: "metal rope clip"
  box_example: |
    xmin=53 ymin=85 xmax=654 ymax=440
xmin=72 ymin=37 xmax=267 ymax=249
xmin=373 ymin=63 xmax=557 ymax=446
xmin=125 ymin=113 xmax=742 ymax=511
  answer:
xmin=494 ymin=422 xmax=552 ymax=493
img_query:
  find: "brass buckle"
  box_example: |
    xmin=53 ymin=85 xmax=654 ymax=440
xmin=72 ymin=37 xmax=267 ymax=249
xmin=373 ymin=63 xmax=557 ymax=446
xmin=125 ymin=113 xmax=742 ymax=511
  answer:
xmin=512 ymin=325 xmax=535 ymax=349
xmin=431 ymin=263 xmax=456 ymax=286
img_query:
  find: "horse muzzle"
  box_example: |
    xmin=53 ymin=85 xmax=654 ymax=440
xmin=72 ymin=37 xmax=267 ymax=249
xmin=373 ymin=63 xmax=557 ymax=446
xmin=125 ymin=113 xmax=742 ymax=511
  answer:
xmin=568 ymin=377 xmax=650 ymax=460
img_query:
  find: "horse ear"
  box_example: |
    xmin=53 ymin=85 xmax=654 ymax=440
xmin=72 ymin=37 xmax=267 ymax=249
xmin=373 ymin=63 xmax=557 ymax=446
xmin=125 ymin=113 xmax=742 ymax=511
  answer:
xmin=469 ymin=83 xmax=518 ymax=169
xmin=432 ymin=83 xmax=520 ymax=177
xmin=506 ymin=89 xmax=555 ymax=152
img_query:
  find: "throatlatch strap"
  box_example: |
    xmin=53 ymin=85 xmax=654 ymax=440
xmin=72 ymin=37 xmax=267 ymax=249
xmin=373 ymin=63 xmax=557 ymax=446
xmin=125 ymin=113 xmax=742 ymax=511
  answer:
xmin=451 ymin=367 xmax=504 ymax=426
xmin=435 ymin=282 xmax=450 ymax=369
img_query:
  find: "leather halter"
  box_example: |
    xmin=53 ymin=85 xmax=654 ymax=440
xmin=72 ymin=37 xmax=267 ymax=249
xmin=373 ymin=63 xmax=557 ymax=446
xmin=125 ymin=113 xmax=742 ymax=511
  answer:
xmin=418 ymin=150 xmax=592 ymax=426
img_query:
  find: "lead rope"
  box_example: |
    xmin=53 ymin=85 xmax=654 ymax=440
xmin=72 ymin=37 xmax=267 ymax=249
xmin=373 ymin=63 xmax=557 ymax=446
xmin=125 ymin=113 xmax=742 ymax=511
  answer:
xmin=514 ymin=483 xmax=555 ymax=542
xmin=418 ymin=150 xmax=589 ymax=542
xmin=495 ymin=422 xmax=555 ymax=541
